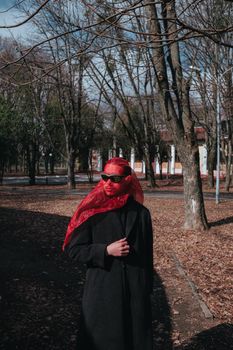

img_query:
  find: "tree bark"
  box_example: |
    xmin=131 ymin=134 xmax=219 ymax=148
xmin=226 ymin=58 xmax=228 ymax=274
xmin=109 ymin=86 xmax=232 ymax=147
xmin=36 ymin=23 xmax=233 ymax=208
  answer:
xmin=158 ymin=158 xmax=163 ymax=180
xmin=0 ymin=161 xmax=4 ymax=185
xmin=223 ymin=139 xmax=232 ymax=192
xmin=207 ymin=145 xmax=216 ymax=189
xmin=225 ymin=166 xmax=232 ymax=192
xmin=26 ymin=143 xmax=37 ymax=185
xmin=67 ymin=150 xmax=76 ymax=189
xmin=49 ymin=155 xmax=55 ymax=175
xmin=193 ymin=67 xmax=217 ymax=190
xmin=144 ymin=146 xmax=156 ymax=187
xmin=179 ymin=144 xmax=209 ymax=229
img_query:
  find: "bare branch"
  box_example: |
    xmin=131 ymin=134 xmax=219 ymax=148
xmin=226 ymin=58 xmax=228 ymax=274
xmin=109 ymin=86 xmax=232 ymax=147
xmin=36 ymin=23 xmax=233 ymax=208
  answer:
xmin=0 ymin=0 xmax=51 ymax=29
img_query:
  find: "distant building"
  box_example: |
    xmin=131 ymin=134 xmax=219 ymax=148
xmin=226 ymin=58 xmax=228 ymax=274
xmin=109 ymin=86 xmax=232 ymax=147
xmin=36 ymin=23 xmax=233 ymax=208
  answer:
xmin=93 ymin=127 xmax=209 ymax=176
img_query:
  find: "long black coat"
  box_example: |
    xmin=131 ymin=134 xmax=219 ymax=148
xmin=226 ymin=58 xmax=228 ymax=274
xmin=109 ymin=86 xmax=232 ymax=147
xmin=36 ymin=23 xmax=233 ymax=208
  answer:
xmin=65 ymin=197 xmax=154 ymax=350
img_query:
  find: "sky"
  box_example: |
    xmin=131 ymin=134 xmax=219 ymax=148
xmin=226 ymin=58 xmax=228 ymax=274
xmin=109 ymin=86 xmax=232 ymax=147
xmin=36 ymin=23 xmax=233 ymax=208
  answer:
xmin=0 ymin=0 xmax=32 ymax=39
xmin=0 ymin=0 xmax=15 ymax=7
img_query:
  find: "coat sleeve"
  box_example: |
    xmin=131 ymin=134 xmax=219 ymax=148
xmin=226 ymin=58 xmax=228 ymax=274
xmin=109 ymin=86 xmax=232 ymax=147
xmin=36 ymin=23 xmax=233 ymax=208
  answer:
xmin=144 ymin=209 xmax=154 ymax=294
xmin=64 ymin=219 xmax=109 ymax=269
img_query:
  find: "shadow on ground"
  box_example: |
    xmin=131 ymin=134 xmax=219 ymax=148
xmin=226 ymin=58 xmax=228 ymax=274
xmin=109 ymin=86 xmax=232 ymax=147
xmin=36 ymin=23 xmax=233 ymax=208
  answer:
xmin=175 ymin=323 xmax=233 ymax=350
xmin=210 ymin=216 xmax=233 ymax=227
xmin=151 ymin=272 xmax=173 ymax=350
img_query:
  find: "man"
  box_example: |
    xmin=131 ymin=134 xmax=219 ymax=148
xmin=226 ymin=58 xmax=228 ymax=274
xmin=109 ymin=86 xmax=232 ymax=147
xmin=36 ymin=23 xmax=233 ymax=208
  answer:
xmin=63 ymin=157 xmax=154 ymax=350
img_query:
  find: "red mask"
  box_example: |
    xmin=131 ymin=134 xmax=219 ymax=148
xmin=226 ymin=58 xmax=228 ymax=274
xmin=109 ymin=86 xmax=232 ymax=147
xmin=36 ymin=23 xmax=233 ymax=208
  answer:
xmin=62 ymin=157 xmax=143 ymax=250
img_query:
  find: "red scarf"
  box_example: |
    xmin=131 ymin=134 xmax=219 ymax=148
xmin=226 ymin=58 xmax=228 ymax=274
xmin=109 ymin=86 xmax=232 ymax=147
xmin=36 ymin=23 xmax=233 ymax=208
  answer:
xmin=62 ymin=158 xmax=143 ymax=250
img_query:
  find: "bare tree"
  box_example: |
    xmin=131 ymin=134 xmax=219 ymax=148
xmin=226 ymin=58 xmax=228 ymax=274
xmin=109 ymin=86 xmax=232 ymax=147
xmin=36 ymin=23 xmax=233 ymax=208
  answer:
xmin=21 ymin=0 xmax=106 ymax=188
xmin=184 ymin=0 xmax=233 ymax=189
xmin=143 ymin=1 xmax=209 ymax=229
xmin=1 ymin=0 xmax=233 ymax=226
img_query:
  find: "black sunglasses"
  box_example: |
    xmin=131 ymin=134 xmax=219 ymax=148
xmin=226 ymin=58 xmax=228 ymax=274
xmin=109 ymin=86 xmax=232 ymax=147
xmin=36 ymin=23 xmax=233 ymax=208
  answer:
xmin=101 ymin=174 xmax=126 ymax=183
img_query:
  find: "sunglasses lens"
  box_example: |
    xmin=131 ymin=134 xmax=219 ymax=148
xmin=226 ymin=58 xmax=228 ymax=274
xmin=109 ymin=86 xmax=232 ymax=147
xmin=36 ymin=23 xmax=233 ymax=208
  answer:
xmin=101 ymin=175 xmax=108 ymax=182
xmin=101 ymin=175 xmax=125 ymax=183
xmin=111 ymin=176 xmax=123 ymax=183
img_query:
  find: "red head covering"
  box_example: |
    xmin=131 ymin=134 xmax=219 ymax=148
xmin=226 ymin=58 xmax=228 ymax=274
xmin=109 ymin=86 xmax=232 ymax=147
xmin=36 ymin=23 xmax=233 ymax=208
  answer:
xmin=62 ymin=157 xmax=143 ymax=250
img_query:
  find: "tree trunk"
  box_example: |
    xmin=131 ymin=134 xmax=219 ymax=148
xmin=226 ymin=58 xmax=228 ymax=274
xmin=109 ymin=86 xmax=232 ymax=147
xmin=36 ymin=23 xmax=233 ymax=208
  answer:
xmin=26 ymin=144 xmax=37 ymax=185
xmin=224 ymin=140 xmax=232 ymax=192
xmin=179 ymin=145 xmax=209 ymax=230
xmin=36 ymin=154 xmax=40 ymax=175
xmin=207 ymin=146 xmax=216 ymax=189
xmin=225 ymin=167 xmax=232 ymax=192
xmin=144 ymin=146 xmax=156 ymax=187
xmin=50 ymin=156 xmax=55 ymax=175
xmin=44 ymin=157 xmax=49 ymax=175
xmin=147 ymin=161 xmax=156 ymax=187
xmin=67 ymin=151 xmax=76 ymax=189
xmin=0 ymin=161 xmax=4 ymax=185
xmin=28 ymin=166 xmax=36 ymax=185
xmin=159 ymin=161 xmax=163 ymax=180
xmin=87 ymin=149 xmax=94 ymax=184
xmin=79 ymin=148 xmax=89 ymax=172
xmin=144 ymin=163 xmax=148 ymax=180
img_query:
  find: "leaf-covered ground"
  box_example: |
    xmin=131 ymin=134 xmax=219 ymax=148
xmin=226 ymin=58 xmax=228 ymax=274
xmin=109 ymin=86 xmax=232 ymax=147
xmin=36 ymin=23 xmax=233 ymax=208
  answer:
xmin=0 ymin=181 xmax=232 ymax=349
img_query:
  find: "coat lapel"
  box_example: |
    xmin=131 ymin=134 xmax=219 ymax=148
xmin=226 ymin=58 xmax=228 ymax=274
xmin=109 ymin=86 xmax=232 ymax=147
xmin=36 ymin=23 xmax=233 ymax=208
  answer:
xmin=125 ymin=202 xmax=138 ymax=238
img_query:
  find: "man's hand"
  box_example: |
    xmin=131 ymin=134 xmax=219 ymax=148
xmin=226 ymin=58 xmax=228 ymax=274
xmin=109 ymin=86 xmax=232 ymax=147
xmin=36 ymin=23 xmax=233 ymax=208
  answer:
xmin=106 ymin=237 xmax=130 ymax=257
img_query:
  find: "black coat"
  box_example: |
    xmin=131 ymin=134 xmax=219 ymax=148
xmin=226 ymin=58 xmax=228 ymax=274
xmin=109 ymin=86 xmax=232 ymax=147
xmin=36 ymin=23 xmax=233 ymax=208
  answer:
xmin=65 ymin=197 xmax=154 ymax=350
